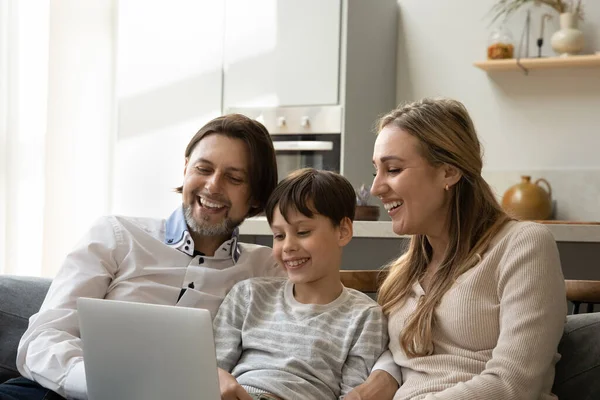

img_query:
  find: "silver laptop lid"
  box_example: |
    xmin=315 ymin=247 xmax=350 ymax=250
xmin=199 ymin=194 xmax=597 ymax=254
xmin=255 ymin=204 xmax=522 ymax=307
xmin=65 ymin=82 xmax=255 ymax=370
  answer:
xmin=78 ymin=298 xmax=220 ymax=400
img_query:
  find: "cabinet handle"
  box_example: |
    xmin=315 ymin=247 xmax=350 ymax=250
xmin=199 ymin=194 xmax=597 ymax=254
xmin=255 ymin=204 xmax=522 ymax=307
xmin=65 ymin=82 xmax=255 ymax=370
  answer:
xmin=273 ymin=141 xmax=334 ymax=151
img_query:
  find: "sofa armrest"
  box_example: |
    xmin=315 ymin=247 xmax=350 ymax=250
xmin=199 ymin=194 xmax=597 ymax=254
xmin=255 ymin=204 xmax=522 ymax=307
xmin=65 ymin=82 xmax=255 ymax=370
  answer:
xmin=0 ymin=275 xmax=52 ymax=383
xmin=553 ymin=312 xmax=600 ymax=400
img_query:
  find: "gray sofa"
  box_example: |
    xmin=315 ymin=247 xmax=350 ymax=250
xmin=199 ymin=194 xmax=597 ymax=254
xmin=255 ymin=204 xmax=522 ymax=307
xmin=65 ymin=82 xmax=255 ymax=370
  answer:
xmin=1 ymin=275 xmax=599 ymax=399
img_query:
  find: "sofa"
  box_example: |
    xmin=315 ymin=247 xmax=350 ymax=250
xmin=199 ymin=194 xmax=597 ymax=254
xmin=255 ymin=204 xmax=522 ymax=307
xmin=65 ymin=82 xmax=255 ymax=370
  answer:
xmin=1 ymin=275 xmax=599 ymax=399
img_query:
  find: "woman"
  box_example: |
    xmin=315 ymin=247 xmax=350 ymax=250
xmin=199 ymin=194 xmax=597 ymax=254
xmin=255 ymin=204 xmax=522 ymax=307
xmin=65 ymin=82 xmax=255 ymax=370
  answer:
xmin=346 ymin=98 xmax=566 ymax=400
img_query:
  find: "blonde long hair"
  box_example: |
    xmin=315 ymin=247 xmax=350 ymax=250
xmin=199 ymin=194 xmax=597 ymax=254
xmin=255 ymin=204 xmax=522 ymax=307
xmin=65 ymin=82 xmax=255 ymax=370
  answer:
xmin=377 ymin=98 xmax=511 ymax=358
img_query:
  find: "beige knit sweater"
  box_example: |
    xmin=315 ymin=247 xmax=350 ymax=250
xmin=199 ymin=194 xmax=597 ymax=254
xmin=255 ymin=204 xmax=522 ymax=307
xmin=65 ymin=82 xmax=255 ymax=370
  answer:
xmin=388 ymin=221 xmax=567 ymax=400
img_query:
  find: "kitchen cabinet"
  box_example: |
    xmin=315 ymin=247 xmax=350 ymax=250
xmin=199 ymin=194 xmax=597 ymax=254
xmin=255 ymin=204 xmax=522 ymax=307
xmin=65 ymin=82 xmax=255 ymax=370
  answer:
xmin=223 ymin=0 xmax=341 ymax=107
xmin=111 ymin=0 xmax=398 ymax=220
xmin=226 ymin=0 xmax=399 ymax=212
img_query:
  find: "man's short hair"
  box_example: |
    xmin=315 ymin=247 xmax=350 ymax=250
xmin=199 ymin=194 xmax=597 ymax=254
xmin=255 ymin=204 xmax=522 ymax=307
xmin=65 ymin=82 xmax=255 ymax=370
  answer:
xmin=265 ymin=168 xmax=356 ymax=227
xmin=175 ymin=114 xmax=278 ymax=217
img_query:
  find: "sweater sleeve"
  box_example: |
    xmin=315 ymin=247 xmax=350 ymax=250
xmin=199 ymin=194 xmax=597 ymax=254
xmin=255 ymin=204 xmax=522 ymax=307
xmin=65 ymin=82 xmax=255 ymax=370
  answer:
xmin=213 ymin=280 xmax=250 ymax=372
xmin=426 ymin=223 xmax=567 ymax=400
xmin=339 ymin=306 xmax=389 ymax=397
xmin=371 ymin=350 xmax=402 ymax=385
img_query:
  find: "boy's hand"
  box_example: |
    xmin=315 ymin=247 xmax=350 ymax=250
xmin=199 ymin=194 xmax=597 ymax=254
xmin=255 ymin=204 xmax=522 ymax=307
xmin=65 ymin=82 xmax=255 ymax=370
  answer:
xmin=344 ymin=370 xmax=398 ymax=400
xmin=217 ymin=368 xmax=253 ymax=400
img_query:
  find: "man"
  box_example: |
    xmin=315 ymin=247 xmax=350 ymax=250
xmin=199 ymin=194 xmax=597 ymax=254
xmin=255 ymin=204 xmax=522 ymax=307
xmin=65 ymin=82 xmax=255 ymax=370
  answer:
xmin=0 ymin=114 xmax=284 ymax=400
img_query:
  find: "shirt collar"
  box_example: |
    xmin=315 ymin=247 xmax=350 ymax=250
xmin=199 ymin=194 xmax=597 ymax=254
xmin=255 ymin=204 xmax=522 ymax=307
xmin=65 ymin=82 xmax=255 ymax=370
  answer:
xmin=165 ymin=205 xmax=242 ymax=262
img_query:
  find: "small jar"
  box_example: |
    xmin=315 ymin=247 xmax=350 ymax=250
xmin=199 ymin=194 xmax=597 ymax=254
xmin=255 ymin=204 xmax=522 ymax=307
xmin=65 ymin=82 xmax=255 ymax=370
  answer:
xmin=487 ymin=26 xmax=515 ymax=59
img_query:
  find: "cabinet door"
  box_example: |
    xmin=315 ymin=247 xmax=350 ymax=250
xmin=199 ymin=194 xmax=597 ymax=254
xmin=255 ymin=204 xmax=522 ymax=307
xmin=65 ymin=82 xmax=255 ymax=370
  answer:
xmin=113 ymin=0 xmax=224 ymax=218
xmin=223 ymin=0 xmax=341 ymax=108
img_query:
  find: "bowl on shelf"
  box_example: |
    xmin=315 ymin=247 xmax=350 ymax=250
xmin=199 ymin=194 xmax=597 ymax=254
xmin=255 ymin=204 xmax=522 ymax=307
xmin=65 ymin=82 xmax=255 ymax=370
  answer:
xmin=355 ymin=205 xmax=380 ymax=221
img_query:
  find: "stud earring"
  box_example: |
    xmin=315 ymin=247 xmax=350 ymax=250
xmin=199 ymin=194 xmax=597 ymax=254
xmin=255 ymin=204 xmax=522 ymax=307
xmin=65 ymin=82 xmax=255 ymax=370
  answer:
xmin=444 ymin=184 xmax=449 ymax=191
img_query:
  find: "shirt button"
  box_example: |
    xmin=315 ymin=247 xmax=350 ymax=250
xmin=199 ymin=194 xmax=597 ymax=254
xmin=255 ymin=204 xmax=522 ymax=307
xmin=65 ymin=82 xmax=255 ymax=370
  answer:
xmin=187 ymin=240 xmax=191 ymax=244
xmin=199 ymin=257 xmax=204 ymax=264
xmin=185 ymin=246 xmax=189 ymax=251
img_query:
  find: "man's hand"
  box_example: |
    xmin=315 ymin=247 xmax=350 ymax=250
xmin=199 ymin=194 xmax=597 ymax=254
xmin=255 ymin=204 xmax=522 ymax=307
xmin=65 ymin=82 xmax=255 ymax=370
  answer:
xmin=217 ymin=368 xmax=253 ymax=400
xmin=344 ymin=370 xmax=399 ymax=400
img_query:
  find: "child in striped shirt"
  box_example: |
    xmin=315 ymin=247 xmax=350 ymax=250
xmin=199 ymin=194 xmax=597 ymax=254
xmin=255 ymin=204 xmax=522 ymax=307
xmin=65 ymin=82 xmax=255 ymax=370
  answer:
xmin=213 ymin=168 xmax=388 ymax=400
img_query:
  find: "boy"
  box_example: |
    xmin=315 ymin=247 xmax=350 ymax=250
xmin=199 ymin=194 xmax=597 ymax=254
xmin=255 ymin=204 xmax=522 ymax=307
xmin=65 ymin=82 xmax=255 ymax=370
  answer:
xmin=213 ymin=168 xmax=388 ymax=400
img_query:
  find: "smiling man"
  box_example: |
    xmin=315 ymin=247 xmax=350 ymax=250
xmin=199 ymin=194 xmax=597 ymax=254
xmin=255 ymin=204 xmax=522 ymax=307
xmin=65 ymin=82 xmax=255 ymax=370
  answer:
xmin=0 ymin=114 xmax=284 ymax=400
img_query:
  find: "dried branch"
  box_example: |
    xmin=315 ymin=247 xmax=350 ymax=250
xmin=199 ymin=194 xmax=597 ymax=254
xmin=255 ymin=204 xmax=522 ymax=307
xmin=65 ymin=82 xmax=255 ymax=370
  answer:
xmin=489 ymin=0 xmax=584 ymax=24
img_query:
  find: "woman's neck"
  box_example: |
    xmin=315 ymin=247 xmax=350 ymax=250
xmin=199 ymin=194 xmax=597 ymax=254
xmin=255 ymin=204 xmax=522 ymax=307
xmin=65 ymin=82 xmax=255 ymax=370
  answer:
xmin=426 ymin=228 xmax=450 ymax=263
xmin=421 ymin=230 xmax=450 ymax=292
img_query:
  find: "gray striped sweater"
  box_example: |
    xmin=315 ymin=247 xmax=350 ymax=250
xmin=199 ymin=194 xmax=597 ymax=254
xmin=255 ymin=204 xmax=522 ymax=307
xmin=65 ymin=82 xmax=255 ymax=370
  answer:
xmin=213 ymin=277 xmax=388 ymax=400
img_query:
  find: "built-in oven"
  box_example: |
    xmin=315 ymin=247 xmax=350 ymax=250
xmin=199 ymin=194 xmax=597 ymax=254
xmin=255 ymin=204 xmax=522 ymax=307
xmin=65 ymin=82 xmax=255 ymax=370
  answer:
xmin=225 ymin=106 xmax=342 ymax=181
xmin=271 ymin=133 xmax=340 ymax=179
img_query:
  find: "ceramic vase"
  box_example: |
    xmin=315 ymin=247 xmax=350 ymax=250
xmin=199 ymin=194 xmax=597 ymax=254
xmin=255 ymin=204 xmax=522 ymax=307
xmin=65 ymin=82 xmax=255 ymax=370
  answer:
xmin=501 ymin=176 xmax=553 ymax=221
xmin=551 ymin=12 xmax=585 ymax=57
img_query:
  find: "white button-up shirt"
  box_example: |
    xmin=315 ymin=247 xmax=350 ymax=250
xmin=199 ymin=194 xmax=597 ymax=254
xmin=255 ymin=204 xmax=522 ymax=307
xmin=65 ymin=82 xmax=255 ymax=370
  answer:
xmin=16 ymin=206 xmax=284 ymax=399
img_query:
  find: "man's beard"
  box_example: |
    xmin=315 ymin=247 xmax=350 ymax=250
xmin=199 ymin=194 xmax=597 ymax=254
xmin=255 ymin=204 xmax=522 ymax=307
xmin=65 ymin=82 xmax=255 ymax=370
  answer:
xmin=183 ymin=204 xmax=243 ymax=237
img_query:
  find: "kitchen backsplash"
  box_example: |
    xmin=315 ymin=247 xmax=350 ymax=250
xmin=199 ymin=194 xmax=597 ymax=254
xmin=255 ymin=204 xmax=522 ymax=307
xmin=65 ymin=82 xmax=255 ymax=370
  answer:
xmin=483 ymin=169 xmax=600 ymax=222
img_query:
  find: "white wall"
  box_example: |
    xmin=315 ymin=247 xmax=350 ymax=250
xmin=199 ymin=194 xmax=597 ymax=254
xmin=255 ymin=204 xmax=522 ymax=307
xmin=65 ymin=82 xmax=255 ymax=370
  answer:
xmin=395 ymin=0 xmax=600 ymax=220
xmin=41 ymin=0 xmax=115 ymax=276
xmin=0 ymin=0 xmax=50 ymax=276
xmin=112 ymin=0 xmax=224 ymax=219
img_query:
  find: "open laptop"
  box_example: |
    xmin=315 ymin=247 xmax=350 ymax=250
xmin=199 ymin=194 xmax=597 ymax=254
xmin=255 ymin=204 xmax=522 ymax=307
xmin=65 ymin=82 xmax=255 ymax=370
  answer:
xmin=77 ymin=297 xmax=221 ymax=400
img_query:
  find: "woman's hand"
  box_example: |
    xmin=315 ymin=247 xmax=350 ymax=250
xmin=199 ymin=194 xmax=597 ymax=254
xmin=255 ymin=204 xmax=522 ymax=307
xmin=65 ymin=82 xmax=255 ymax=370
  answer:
xmin=344 ymin=370 xmax=399 ymax=400
xmin=217 ymin=368 xmax=253 ymax=400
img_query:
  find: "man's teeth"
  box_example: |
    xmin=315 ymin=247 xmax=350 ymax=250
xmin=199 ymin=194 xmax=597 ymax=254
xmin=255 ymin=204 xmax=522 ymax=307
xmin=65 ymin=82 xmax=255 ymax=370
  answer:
xmin=384 ymin=201 xmax=404 ymax=211
xmin=200 ymin=197 xmax=226 ymax=209
xmin=285 ymin=258 xmax=309 ymax=267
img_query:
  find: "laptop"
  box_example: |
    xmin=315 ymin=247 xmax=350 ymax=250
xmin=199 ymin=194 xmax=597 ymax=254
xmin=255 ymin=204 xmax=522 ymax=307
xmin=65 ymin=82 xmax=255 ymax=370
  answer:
xmin=77 ymin=297 xmax=221 ymax=400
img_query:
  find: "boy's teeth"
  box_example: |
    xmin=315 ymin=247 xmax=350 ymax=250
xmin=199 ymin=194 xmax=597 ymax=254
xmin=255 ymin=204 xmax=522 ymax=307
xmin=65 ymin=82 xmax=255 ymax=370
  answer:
xmin=201 ymin=197 xmax=225 ymax=209
xmin=384 ymin=201 xmax=404 ymax=211
xmin=286 ymin=258 xmax=308 ymax=267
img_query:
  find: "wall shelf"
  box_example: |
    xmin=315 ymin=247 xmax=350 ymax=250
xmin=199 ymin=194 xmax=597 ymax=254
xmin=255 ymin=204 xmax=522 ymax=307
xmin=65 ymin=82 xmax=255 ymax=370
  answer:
xmin=474 ymin=54 xmax=600 ymax=72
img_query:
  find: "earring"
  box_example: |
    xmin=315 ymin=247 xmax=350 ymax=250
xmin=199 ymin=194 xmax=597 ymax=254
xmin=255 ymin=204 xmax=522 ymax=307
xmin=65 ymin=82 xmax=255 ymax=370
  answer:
xmin=444 ymin=184 xmax=449 ymax=191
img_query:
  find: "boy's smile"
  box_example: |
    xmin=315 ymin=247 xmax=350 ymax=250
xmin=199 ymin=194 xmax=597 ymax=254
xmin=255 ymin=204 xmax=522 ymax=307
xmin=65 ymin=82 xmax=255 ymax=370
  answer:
xmin=270 ymin=206 xmax=352 ymax=304
xmin=282 ymin=257 xmax=310 ymax=270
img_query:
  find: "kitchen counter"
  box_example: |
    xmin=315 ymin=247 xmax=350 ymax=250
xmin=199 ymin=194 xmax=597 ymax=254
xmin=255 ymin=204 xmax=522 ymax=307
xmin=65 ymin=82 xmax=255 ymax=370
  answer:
xmin=240 ymin=217 xmax=600 ymax=243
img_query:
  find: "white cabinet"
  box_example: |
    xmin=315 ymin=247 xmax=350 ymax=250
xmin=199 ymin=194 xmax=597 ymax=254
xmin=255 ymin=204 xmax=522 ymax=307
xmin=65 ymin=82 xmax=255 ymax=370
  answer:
xmin=113 ymin=0 xmax=225 ymax=218
xmin=223 ymin=0 xmax=341 ymax=108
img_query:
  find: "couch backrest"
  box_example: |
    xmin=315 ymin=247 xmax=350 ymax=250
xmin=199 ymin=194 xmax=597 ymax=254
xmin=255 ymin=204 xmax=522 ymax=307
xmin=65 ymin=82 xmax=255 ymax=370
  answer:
xmin=0 ymin=275 xmax=51 ymax=383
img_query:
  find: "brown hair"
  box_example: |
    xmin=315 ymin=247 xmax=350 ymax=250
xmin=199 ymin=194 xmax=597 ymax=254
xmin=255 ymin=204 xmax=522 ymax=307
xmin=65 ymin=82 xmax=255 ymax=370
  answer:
xmin=175 ymin=114 xmax=278 ymax=217
xmin=265 ymin=168 xmax=356 ymax=227
xmin=376 ymin=98 xmax=511 ymax=357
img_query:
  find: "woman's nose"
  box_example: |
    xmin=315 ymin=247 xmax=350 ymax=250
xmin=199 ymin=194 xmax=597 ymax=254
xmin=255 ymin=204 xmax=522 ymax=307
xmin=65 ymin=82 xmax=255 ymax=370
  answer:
xmin=370 ymin=172 xmax=385 ymax=197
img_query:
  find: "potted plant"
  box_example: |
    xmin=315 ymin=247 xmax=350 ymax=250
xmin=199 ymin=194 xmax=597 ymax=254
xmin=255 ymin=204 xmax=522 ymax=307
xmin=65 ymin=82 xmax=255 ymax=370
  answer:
xmin=355 ymin=184 xmax=380 ymax=221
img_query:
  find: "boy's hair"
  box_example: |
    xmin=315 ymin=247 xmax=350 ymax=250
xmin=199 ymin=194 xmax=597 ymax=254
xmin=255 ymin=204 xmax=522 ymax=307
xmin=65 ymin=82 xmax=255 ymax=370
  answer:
xmin=265 ymin=168 xmax=356 ymax=227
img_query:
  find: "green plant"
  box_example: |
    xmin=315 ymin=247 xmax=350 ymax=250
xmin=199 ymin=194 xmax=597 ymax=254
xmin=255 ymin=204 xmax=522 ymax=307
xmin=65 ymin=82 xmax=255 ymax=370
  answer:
xmin=356 ymin=184 xmax=374 ymax=206
xmin=490 ymin=0 xmax=584 ymax=23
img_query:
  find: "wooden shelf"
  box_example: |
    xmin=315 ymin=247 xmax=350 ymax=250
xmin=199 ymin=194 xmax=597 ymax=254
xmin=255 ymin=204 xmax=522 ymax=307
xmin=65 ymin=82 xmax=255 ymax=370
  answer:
xmin=474 ymin=54 xmax=600 ymax=72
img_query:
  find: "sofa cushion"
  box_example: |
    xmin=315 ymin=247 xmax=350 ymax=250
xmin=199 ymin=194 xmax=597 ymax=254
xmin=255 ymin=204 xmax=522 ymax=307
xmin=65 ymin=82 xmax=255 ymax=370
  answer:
xmin=553 ymin=312 xmax=600 ymax=400
xmin=0 ymin=276 xmax=51 ymax=383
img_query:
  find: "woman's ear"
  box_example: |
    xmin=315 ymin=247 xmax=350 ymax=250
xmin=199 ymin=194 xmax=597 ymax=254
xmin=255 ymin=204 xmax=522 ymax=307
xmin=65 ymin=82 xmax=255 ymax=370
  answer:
xmin=443 ymin=164 xmax=462 ymax=188
xmin=337 ymin=217 xmax=353 ymax=247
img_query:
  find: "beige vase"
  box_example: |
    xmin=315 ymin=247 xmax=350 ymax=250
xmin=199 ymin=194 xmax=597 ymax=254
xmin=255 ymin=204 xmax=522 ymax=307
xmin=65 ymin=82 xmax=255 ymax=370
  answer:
xmin=551 ymin=12 xmax=585 ymax=57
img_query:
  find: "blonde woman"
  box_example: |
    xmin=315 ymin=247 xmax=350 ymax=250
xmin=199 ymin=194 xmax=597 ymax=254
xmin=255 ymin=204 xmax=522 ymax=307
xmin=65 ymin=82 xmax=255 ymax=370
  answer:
xmin=346 ymin=98 xmax=567 ymax=400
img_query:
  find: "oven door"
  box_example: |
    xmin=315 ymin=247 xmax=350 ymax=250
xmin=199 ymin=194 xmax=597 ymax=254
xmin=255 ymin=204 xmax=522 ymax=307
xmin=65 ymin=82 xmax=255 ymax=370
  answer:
xmin=272 ymin=134 xmax=341 ymax=180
